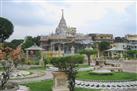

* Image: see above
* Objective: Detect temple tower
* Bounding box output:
[55,9,68,35]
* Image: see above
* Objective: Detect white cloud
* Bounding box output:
[28,0,134,27]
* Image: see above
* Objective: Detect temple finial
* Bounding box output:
[61,9,64,17]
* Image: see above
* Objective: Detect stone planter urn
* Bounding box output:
[52,71,69,91]
[96,60,106,67]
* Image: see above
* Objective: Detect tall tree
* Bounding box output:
[0,17,13,43]
[21,36,41,50]
[0,17,14,89]
[80,48,97,65]
[33,36,40,46]
[5,39,23,49]
[98,41,110,56]
[21,36,34,50]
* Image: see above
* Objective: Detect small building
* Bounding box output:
[106,46,126,59]
[25,44,44,62]
[125,34,137,50]
[88,33,113,43]
[125,34,137,42]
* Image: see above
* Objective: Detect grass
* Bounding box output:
[77,71,137,81]
[25,80,100,91]
[0,67,3,71]
[29,66,46,70]
[78,64,90,68]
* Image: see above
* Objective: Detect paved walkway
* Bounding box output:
[10,71,53,84]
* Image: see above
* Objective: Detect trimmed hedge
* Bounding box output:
[50,54,84,70]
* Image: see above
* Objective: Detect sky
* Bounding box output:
[0,0,136,41]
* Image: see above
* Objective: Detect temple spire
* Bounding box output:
[55,9,67,35]
[61,9,64,18]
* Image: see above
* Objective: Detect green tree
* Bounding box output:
[0,17,13,43]
[127,50,137,59]
[80,48,97,65]
[22,36,34,50]
[5,39,23,49]
[33,36,40,46]
[98,42,110,56]
[0,17,14,89]
[21,36,41,50]
[50,55,84,91]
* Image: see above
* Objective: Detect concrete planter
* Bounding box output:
[52,71,69,91]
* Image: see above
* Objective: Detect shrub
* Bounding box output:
[50,54,84,71]
[89,72,113,75]
[50,54,84,91]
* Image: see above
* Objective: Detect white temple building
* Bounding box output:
[40,10,93,55]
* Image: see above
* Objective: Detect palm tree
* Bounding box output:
[80,47,97,65]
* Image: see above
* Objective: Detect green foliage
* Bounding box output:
[50,54,84,91]
[33,36,40,46]
[4,39,23,49]
[78,64,90,68]
[33,61,39,65]
[0,17,14,43]
[98,42,110,52]
[50,55,84,71]
[79,48,97,65]
[89,72,113,75]
[35,51,41,59]
[80,48,97,56]
[127,50,137,59]
[21,36,40,50]
[0,17,14,89]
[25,60,33,65]
[20,58,26,65]
[43,57,50,67]
[21,36,34,50]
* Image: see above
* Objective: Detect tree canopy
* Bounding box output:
[21,36,40,50]
[127,50,137,59]
[0,17,14,43]
[5,39,23,49]
[79,48,97,65]
[98,41,110,52]
[21,36,34,50]
[50,54,84,71]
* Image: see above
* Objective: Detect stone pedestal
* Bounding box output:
[52,71,69,91]
[96,60,105,67]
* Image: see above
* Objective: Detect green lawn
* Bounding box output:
[28,66,46,70]
[77,71,137,81]
[25,80,99,91]
[78,64,90,68]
